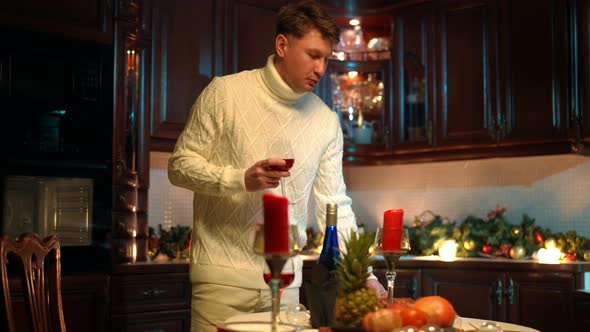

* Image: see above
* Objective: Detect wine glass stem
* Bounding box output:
[280,178,286,198]
[270,278,281,332]
[386,270,397,305]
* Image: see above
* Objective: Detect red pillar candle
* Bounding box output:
[382,209,404,251]
[262,193,290,255]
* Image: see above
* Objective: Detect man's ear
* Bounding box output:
[275,34,289,57]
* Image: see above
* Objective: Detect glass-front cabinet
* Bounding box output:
[320,14,394,162]
[328,60,390,150]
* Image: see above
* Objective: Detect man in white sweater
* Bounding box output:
[168,1,377,331]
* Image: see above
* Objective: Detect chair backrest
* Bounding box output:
[0,232,67,332]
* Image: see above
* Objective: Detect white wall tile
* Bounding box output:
[149,151,590,238]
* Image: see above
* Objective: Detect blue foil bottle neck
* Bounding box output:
[319,225,339,270]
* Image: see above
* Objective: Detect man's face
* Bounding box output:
[275,29,333,93]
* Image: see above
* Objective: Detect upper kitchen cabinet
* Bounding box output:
[494,0,572,153]
[433,0,573,159]
[319,13,395,163]
[0,0,113,44]
[394,0,576,163]
[149,0,282,151]
[578,0,590,153]
[434,0,498,150]
[149,0,217,151]
[391,3,437,155]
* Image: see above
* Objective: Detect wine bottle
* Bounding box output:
[318,203,339,271]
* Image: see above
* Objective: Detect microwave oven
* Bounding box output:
[2,175,93,246]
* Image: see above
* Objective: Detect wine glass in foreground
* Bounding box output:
[253,224,301,332]
[266,137,295,200]
[373,228,410,304]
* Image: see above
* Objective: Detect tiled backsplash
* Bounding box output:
[149,152,590,238]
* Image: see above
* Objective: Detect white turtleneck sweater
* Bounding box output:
[168,55,357,289]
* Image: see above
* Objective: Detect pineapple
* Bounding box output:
[334,230,380,327]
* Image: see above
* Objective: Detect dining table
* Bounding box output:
[224,311,541,332]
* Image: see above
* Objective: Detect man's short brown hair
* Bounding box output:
[276,0,341,45]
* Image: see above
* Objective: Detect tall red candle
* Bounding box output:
[382,209,404,251]
[262,193,289,255]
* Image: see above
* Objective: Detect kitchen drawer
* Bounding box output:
[111,310,190,332]
[111,273,191,314]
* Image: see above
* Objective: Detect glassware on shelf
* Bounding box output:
[330,70,384,145]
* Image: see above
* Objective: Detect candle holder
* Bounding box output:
[374,227,411,304]
[381,250,407,304]
[265,254,289,331]
[253,224,301,332]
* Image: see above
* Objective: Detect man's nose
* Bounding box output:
[314,59,327,76]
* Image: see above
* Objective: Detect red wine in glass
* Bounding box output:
[263,272,295,289]
[268,158,295,172]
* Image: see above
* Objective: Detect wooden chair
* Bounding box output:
[0,232,67,332]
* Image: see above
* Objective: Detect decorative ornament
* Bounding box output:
[463,239,476,251]
[509,245,526,259]
[562,252,577,262]
[482,244,493,254]
[497,244,512,257]
[510,226,521,238]
[487,205,507,219]
[534,230,544,244]
[584,250,590,261]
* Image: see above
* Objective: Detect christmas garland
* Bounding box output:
[407,206,590,261]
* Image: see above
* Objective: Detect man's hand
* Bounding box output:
[244,158,290,192]
[366,276,388,298]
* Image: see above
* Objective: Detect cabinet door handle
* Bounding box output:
[488,119,497,141]
[143,288,167,296]
[426,120,433,145]
[410,278,418,300]
[495,279,503,305]
[505,278,514,305]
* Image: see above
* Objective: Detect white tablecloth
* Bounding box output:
[225,311,540,332]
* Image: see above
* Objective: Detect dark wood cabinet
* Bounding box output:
[302,257,589,332]
[574,290,590,331]
[507,271,575,332]
[110,264,191,332]
[392,3,436,152]
[149,0,281,151]
[419,261,581,332]
[435,0,498,150]
[578,0,590,153]
[372,268,421,299]
[422,268,576,332]
[0,0,113,44]
[149,0,217,151]
[496,0,571,148]
[422,268,504,321]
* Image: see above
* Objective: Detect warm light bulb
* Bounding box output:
[349,18,360,26]
[537,247,561,264]
[348,71,358,78]
[439,240,458,261]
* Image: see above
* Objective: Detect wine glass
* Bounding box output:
[285,302,310,329]
[262,256,296,298]
[266,137,295,200]
[253,223,301,332]
[373,228,410,304]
